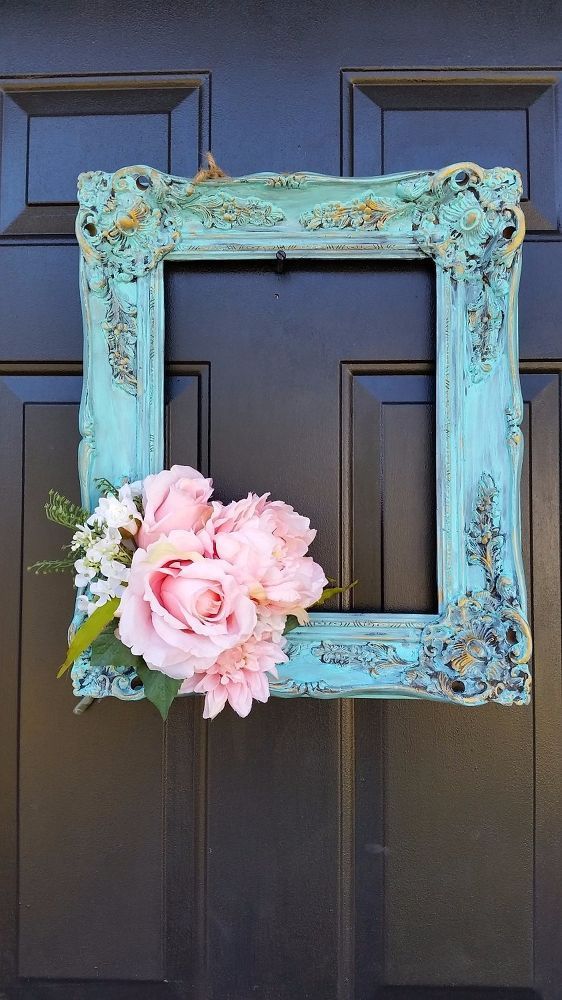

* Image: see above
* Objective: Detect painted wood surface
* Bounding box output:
[73,161,531,707]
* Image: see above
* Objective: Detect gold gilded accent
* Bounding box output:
[503,607,533,664]
[115,200,151,233]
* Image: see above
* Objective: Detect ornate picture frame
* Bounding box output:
[73,161,532,707]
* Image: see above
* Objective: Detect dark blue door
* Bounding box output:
[1,4,561,998]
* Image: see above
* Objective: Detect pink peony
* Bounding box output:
[253,606,287,644]
[211,492,268,534]
[262,499,316,557]
[213,518,278,593]
[137,465,213,549]
[258,555,327,614]
[180,635,287,718]
[213,513,327,616]
[118,530,257,679]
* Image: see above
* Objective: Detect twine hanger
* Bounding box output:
[192,152,229,184]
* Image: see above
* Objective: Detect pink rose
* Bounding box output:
[181,635,287,718]
[118,530,257,679]
[137,465,213,549]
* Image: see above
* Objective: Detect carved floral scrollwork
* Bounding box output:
[268,475,531,707]
[77,162,525,393]
[71,656,143,702]
[409,474,532,705]
[84,262,138,393]
[269,679,341,696]
[265,173,308,188]
[311,640,409,671]
[410,164,525,382]
[300,163,525,382]
[76,166,286,393]
[299,192,410,231]
[77,166,286,278]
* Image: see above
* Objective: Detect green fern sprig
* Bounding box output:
[44,490,89,530]
[95,478,119,498]
[28,557,76,575]
[113,547,133,567]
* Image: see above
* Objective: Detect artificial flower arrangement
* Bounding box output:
[30,466,349,720]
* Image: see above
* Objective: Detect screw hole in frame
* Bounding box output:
[454,170,470,187]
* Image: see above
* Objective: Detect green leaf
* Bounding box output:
[57,598,120,678]
[90,631,144,669]
[45,490,89,530]
[311,581,358,608]
[27,556,76,574]
[283,582,359,635]
[134,660,182,720]
[95,477,119,498]
[283,615,301,634]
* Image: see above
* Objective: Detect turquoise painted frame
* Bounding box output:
[72,161,532,707]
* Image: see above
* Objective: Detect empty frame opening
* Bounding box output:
[164,258,437,613]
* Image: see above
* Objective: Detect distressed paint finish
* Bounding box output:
[73,161,531,707]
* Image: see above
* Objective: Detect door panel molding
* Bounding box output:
[0,73,211,237]
[341,69,561,233]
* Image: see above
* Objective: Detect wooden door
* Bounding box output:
[1,4,561,998]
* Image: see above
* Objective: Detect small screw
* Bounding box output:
[275,249,287,274]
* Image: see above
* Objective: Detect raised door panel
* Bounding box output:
[342,70,561,233]
[0,372,206,994]
[0,74,210,236]
[382,371,562,992]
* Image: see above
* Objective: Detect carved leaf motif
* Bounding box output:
[188,192,285,229]
[415,474,531,705]
[506,406,522,447]
[465,473,504,587]
[300,192,409,231]
[411,165,524,382]
[269,678,341,695]
[76,168,287,393]
[266,173,308,188]
[85,264,138,393]
[311,640,409,674]
[296,165,524,382]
